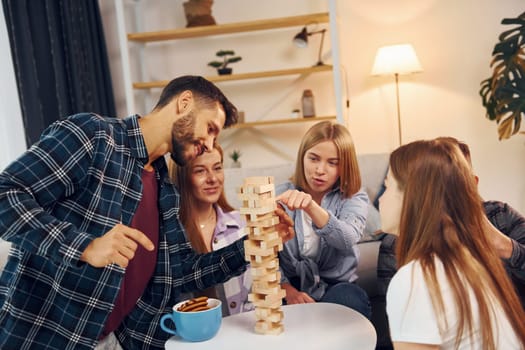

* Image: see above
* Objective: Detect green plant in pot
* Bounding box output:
[229,149,242,168]
[208,50,242,75]
[480,11,525,140]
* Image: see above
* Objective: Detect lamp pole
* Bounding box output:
[315,29,326,66]
[394,73,402,145]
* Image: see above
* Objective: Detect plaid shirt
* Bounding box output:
[0,113,247,350]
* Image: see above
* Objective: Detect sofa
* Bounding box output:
[223,153,390,348]
[0,153,391,347]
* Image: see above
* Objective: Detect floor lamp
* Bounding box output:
[371,44,423,145]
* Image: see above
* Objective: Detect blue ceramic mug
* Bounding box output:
[160,298,222,342]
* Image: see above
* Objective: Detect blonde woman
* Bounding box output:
[276,121,371,318]
[380,138,525,349]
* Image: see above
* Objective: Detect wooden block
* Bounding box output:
[249,254,278,267]
[250,183,275,195]
[247,231,280,242]
[252,280,281,294]
[250,264,279,277]
[246,235,282,249]
[237,190,275,201]
[255,308,284,323]
[250,253,278,264]
[259,237,283,250]
[239,186,255,194]
[243,199,257,208]
[249,231,279,240]
[249,289,286,302]
[239,204,276,215]
[243,215,279,227]
[248,293,283,309]
[244,240,279,258]
[238,183,275,195]
[245,226,278,236]
[243,194,274,208]
[255,320,284,335]
[243,212,275,222]
[252,270,281,282]
[243,176,274,185]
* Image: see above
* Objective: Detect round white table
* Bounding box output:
[164,302,377,349]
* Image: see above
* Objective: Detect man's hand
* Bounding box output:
[274,204,294,243]
[80,223,155,268]
[483,216,513,259]
[282,283,315,304]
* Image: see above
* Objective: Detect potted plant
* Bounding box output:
[229,149,242,168]
[480,11,525,140]
[208,50,242,75]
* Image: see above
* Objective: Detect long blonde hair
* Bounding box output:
[292,121,361,197]
[169,143,234,253]
[390,138,525,349]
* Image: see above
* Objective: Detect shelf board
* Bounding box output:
[133,65,333,89]
[128,12,329,42]
[229,116,336,129]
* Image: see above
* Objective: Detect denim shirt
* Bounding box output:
[0,113,247,349]
[276,182,369,300]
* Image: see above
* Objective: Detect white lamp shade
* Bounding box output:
[371,44,423,76]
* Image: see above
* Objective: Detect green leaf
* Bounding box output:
[216,50,235,57]
[479,11,525,140]
[226,56,242,64]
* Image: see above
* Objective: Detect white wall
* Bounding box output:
[0,4,26,171]
[101,0,525,213]
[341,0,525,212]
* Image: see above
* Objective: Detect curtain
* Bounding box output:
[2,0,116,147]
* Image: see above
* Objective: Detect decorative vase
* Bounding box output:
[301,89,315,118]
[218,67,232,75]
[183,0,216,27]
[231,160,241,168]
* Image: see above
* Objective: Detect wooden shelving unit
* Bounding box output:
[127,13,329,42]
[133,65,333,89]
[114,0,344,132]
[230,115,336,129]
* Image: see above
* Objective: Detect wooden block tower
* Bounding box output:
[238,176,285,335]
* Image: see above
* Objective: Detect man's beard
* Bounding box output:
[170,112,196,166]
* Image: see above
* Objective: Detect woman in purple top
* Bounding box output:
[170,144,252,316]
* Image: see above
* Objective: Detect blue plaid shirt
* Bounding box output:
[0,113,247,350]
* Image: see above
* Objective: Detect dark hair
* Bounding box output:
[153,75,238,127]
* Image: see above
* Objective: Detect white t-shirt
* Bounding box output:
[300,212,320,258]
[386,258,521,349]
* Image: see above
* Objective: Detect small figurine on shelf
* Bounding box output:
[229,149,242,168]
[183,0,216,27]
[208,50,242,75]
[301,89,315,118]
